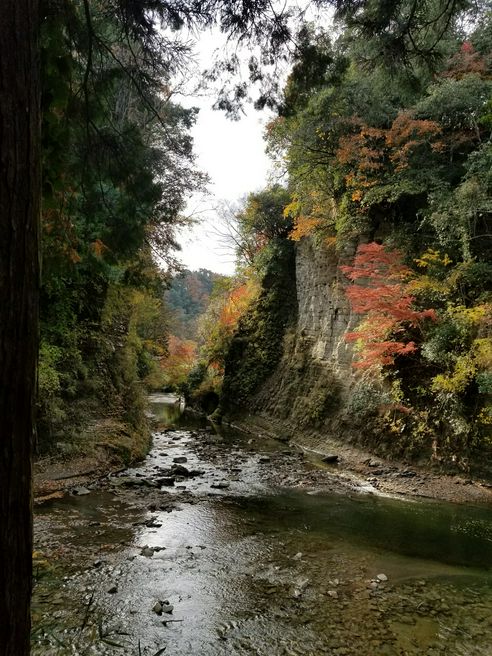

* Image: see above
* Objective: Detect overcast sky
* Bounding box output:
[177,102,273,275]
[173,4,334,275]
[173,29,278,275]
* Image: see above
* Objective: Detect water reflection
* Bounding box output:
[32,395,492,656]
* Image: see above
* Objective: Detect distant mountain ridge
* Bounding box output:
[166,268,225,340]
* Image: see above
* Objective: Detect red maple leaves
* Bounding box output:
[341,243,436,368]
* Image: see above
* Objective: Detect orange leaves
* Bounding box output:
[199,278,258,371]
[337,124,385,188]
[285,190,336,242]
[219,284,251,327]
[342,243,437,369]
[386,112,441,148]
[289,216,322,240]
[162,335,197,385]
[443,41,491,80]
[90,238,108,258]
[336,112,443,196]
[386,112,441,171]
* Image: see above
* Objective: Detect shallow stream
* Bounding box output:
[32,395,492,655]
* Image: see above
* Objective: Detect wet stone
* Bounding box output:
[153,601,163,614]
[141,546,155,558]
[171,464,191,477]
[156,477,175,486]
[71,486,91,496]
[322,454,339,464]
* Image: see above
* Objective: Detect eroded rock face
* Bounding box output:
[251,237,359,431]
[295,237,356,369]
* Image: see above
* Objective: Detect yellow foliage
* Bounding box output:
[432,354,476,393]
[283,197,300,218]
[289,216,322,241]
[415,248,452,269]
[431,337,492,394]
[478,407,492,425]
[473,337,492,369]
[407,275,449,296]
[447,303,491,328]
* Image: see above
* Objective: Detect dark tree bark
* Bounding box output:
[0,1,40,654]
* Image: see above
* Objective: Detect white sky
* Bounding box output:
[173,4,334,275]
[174,29,277,275]
[177,102,273,275]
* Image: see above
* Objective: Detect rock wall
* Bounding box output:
[250,237,361,435]
[295,237,356,370]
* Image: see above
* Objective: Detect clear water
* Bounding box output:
[32,395,492,655]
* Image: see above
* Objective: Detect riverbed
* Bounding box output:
[32,394,492,655]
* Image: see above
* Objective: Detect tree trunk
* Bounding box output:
[0,1,40,654]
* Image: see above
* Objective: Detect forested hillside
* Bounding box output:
[207,5,492,472]
[36,0,492,470]
[37,1,204,458]
[166,269,223,339]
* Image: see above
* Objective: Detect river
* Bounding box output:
[32,394,492,655]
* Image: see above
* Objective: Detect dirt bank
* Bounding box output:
[228,413,492,506]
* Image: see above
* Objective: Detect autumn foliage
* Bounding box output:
[341,243,437,368]
[337,112,442,198]
[162,334,197,386]
[218,284,252,328]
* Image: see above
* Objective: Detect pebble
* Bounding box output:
[141,546,155,558]
[156,477,175,486]
[71,486,91,496]
[210,481,230,489]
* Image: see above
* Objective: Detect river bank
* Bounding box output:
[227,413,492,506]
[35,395,492,507]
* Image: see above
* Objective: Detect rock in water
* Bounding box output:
[210,481,230,489]
[171,464,191,477]
[156,476,175,486]
[71,486,91,495]
[141,546,155,558]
